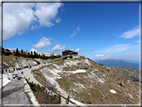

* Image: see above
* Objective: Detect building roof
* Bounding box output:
[62,50,78,54]
[72,51,78,54]
[62,50,73,53]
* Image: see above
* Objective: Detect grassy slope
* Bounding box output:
[3,55,34,67]
[9,55,139,104]
[56,58,140,104]
[112,66,139,80]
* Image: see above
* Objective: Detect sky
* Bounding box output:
[1,1,140,61]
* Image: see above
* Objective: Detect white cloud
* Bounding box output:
[30,48,38,52]
[77,26,80,32]
[95,54,109,57]
[90,48,94,51]
[31,25,38,30]
[33,37,51,50]
[95,54,104,57]
[34,3,62,27]
[75,48,80,52]
[2,3,63,41]
[70,26,80,38]
[135,40,139,43]
[91,54,109,60]
[97,44,130,53]
[3,3,35,41]
[51,44,66,51]
[69,48,80,52]
[119,27,139,39]
[55,17,61,23]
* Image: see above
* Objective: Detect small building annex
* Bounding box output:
[62,50,78,56]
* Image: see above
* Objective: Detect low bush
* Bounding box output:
[17,77,22,80]
[25,79,61,104]
[119,82,123,87]
[66,95,70,104]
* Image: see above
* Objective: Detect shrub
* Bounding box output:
[119,82,123,87]
[57,94,61,104]
[63,57,68,60]
[5,51,12,56]
[17,77,22,80]
[99,63,104,66]
[26,79,61,104]
[69,55,72,59]
[6,49,10,51]
[87,101,92,104]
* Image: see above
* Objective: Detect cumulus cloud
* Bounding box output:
[119,27,139,39]
[34,3,62,27]
[70,26,80,38]
[51,44,66,51]
[33,37,51,50]
[3,3,35,41]
[30,48,38,52]
[3,3,63,41]
[75,48,80,52]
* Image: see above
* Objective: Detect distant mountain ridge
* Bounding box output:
[95,59,139,69]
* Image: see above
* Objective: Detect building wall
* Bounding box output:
[62,52,78,56]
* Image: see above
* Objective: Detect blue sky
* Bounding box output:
[2,2,140,60]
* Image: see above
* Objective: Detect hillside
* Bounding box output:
[36,56,140,104]
[111,66,141,82]
[95,59,139,69]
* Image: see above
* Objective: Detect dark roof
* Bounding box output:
[72,51,78,54]
[62,50,73,53]
[62,50,78,54]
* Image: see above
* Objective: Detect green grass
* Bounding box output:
[63,66,76,71]
[3,55,17,66]
[58,76,75,90]
[25,92,33,104]
[48,58,63,63]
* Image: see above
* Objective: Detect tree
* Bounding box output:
[34,51,36,58]
[21,49,23,53]
[21,49,23,56]
[66,95,70,104]
[15,48,20,56]
[2,48,5,55]
[27,52,30,57]
[31,51,33,58]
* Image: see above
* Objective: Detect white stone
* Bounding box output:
[110,89,116,94]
